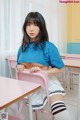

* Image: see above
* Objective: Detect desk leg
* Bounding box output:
[28,95,33,120]
[77,73,80,120]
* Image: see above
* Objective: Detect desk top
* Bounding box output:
[0,76,41,110]
[63,59,80,68]
[61,53,80,59]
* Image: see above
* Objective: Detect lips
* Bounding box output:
[29,33,34,36]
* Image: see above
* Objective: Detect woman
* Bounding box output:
[17,12,72,120]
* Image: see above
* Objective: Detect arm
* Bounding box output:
[17,64,25,73]
[45,67,64,76]
[46,42,64,76]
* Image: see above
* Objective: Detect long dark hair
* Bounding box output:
[22,12,49,51]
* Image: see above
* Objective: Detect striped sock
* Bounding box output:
[51,101,66,115]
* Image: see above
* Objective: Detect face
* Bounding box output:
[26,23,40,41]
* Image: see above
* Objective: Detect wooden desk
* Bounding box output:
[62,59,80,120]
[0,76,41,120]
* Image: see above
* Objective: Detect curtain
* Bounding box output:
[0,0,67,76]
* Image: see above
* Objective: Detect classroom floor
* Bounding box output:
[6,84,78,120]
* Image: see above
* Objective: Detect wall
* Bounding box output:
[67,3,80,54]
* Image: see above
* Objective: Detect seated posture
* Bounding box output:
[17,12,72,120]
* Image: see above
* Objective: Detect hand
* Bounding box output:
[42,70,48,77]
[17,64,25,73]
[29,66,42,73]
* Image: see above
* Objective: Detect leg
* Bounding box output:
[49,94,74,120]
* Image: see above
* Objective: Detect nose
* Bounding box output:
[30,24,34,31]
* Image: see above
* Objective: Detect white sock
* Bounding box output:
[51,101,73,120]
[54,109,72,120]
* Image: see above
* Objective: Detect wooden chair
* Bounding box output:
[17,70,54,120]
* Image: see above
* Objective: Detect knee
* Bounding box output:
[49,95,66,116]
[49,94,64,105]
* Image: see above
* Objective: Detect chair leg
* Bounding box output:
[18,100,26,112]
[70,76,72,89]
[17,100,27,120]
[71,73,74,89]
[63,68,69,88]
[70,73,74,89]
[35,111,38,120]
[63,67,69,89]
[63,71,67,88]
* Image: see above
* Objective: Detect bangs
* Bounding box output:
[26,17,40,27]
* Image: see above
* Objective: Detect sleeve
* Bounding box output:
[49,44,64,68]
[17,46,22,65]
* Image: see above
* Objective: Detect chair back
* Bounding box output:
[7,56,17,78]
[17,70,49,104]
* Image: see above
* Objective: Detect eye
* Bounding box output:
[27,22,31,26]
[34,23,37,26]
